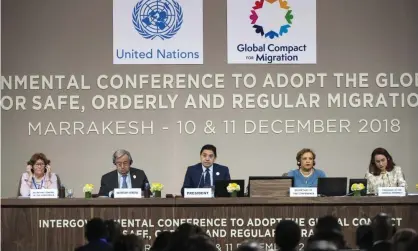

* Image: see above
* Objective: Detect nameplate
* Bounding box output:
[114,188,142,198]
[184,188,212,198]
[378,187,406,197]
[289,187,318,197]
[30,189,58,199]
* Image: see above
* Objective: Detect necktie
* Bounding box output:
[204,168,211,187]
[122,175,128,188]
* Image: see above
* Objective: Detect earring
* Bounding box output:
[297,161,301,166]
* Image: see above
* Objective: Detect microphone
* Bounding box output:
[197,170,205,188]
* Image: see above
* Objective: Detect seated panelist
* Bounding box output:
[287,148,326,187]
[365,147,407,195]
[98,149,149,197]
[181,144,231,196]
[19,153,58,197]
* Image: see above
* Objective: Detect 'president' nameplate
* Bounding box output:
[289,187,317,197]
[114,188,142,198]
[30,189,58,199]
[378,187,406,197]
[184,188,212,198]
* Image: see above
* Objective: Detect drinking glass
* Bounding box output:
[67,188,74,198]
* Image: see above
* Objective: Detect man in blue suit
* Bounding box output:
[181,144,231,196]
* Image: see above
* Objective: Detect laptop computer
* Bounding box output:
[317,177,348,196]
[214,179,245,197]
[247,176,294,197]
[348,178,368,196]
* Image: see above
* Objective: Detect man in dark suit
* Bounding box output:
[181,144,230,196]
[98,149,149,197]
[74,218,112,251]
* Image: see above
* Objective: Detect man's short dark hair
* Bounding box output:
[85,218,107,242]
[200,144,217,157]
[315,215,342,234]
[275,220,301,251]
[356,225,373,250]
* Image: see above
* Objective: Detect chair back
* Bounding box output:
[56,174,62,188]
[17,177,22,197]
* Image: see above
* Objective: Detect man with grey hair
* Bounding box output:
[98,149,149,197]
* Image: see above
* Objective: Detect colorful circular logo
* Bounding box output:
[249,0,294,39]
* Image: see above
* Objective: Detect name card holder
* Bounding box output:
[184,188,213,198]
[114,188,142,198]
[378,187,406,197]
[30,189,58,199]
[289,187,318,197]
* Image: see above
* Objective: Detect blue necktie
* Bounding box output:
[122,175,128,188]
[204,169,211,187]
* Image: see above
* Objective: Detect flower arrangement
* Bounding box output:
[227,183,240,197]
[151,183,164,198]
[83,184,94,198]
[351,183,365,196]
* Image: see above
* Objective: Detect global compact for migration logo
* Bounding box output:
[113,0,204,64]
[250,0,294,39]
[227,0,317,64]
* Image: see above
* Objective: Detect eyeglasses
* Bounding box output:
[34,163,45,167]
[115,161,130,167]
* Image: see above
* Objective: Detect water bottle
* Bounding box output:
[59,185,66,198]
[144,183,151,198]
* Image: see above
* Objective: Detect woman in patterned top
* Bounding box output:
[365,147,407,195]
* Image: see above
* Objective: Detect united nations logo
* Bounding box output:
[132,0,183,40]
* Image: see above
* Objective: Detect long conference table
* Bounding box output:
[2,196,418,251]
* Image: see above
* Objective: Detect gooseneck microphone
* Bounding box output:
[197,170,205,188]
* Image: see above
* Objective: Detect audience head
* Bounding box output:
[274,220,301,251]
[356,225,373,250]
[296,148,316,171]
[113,149,133,175]
[371,213,393,242]
[113,234,144,251]
[370,241,392,251]
[306,240,338,251]
[150,231,172,251]
[236,240,264,251]
[314,215,342,235]
[200,144,217,168]
[166,223,206,251]
[104,219,121,244]
[407,236,418,251]
[369,147,395,175]
[183,234,217,251]
[27,153,50,177]
[392,228,417,251]
[312,216,345,249]
[176,223,205,237]
[85,218,107,242]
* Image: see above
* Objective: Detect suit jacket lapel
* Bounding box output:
[112,171,119,189]
[213,164,219,182]
[130,169,139,188]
